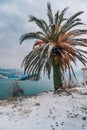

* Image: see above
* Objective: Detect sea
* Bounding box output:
[0,71,83,100]
[0,78,54,99]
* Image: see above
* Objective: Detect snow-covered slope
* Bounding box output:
[0,87,87,130]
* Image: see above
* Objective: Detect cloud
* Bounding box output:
[0,0,87,71]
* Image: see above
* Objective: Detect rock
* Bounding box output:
[35,102,40,106]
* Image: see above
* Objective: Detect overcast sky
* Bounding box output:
[0,0,87,71]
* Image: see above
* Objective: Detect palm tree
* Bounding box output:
[20,3,87,91]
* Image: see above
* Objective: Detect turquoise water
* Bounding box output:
[0,71,83,100]
[0,78,54,99]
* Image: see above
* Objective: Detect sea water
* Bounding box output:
[0,78,54,99]
[0,71,83,99]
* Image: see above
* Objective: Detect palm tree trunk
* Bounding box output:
[53,59,62,91]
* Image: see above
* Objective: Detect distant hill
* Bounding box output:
[0,74,8,78]
[0,68,40,80]
[0,68,24,78]
[20,74,40,81]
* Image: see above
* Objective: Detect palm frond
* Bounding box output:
[21,46,43,73]
[69,63,77,79]
[40,42,53,58]
[58,7,68,25]
[75,53,87,66]
[66,22,84,32]
[54,10,59,24]
[43,58,52,79]
[62,11,84,33]
[20,32,47,44]
[77,49,87,54]
[68,39,87,47]
[47,2,53,25]
[29,15,49,36]
[66,11,84,25]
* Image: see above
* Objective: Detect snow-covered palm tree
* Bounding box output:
[20,3,87,91]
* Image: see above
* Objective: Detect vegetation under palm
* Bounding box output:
[20,3,87,91]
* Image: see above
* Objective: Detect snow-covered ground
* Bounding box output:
[0,87,87,130]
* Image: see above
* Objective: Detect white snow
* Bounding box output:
[0,87,87,130]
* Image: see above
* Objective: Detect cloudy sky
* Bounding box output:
[0,0,87,71]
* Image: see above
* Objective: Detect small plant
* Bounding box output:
[12,80,24,97]
[63,79,80,89]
